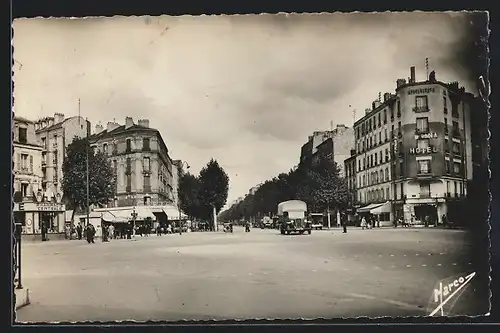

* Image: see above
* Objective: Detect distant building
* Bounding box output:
[344,149,357,211]
[171,160,187,206]
[300,125,355,177]
[351,66,478,226]
[88,117,175,208]
[14,115,66,238]
[34,113,91,199]
[249,184,261,195]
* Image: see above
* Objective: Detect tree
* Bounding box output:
[197,159,229,229]
[309,159,348,212]
[178,173,201,220]
[61,137,116,215]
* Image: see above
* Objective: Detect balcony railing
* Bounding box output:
[126,185,132,193]
[142,146,151,152]
[143,185,151,193]
[452,129,461,138]
[419,193,431,198]
[412,106,430,113]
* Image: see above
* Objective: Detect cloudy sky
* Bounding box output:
[12,12,484,206]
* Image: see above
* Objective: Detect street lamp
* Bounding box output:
[131,207,138,238]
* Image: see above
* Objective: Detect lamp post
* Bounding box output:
[131,207,138,238]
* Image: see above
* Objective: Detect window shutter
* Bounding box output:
[29,155,33,173]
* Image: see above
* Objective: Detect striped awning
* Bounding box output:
[357,203,384,213]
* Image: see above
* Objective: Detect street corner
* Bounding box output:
[14,287,31,310]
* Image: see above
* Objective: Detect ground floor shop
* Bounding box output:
[14,202,66,240]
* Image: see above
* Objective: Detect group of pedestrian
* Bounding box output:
[360,215,379,230]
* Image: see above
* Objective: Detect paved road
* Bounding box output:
[15,227,489,322]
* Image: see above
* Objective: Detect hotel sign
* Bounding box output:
[408,87,436,95]
[415,132,438,140]
[409,146,438,154]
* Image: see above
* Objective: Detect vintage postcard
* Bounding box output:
[12,12,490,322]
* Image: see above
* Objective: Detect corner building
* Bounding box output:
[353,67,474,226]
[88,117,175,208]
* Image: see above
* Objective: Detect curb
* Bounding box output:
[14,288,30,310]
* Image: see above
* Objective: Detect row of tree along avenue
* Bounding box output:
[177,159,230,230]
[219,156,348,223]
[62,137,117,221]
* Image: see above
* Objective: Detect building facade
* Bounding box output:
[300,125,355,177]
[352,67,475,225]
[344,149,357,211]
[34,113,91,199]
[14,115,66,238]
[88,117,175,208]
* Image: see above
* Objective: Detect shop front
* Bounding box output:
[405,197,447,226]
[14,201,66,241]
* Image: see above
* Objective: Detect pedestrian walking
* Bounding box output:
[109,224,115,240]
[361,216,367,230]
[77,224,83,240]
[341,214,347,234]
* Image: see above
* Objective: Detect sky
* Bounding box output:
[12,12,486,206]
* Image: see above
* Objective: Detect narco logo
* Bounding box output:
[408,87,436,95]
[429,272,476,316]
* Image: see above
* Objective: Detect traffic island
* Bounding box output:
[15,287,30,310]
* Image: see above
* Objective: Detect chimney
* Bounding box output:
[350,149,356,156]
[383,93,391,102]
[365,108,371,115]
[107,121,120,132]
[125,117,134,129]
[410,66,416,83]
[138,119,150,128]
[47,117,54,127]
[396,78,407,88]
[54,113,65,123]
[95,122,104,134]
[373,100,381,109]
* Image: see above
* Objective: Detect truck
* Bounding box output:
[277,200,312,235]
[309,213,324,230]
[260,216,273,229]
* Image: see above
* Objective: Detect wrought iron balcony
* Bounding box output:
[412,106,430,113]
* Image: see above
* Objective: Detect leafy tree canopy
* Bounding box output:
[219,156,348,222]
[61,137,116,212]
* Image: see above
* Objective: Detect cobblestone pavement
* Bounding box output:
[15,227,490,322]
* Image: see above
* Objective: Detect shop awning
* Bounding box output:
[134,206,157,221]
[370,201,392,214]
[101,211,128,223]
[65,210,74,222]
[162,205,188,220]
[357,203,384,213]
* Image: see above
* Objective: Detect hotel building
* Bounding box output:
[352,67,477,226]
